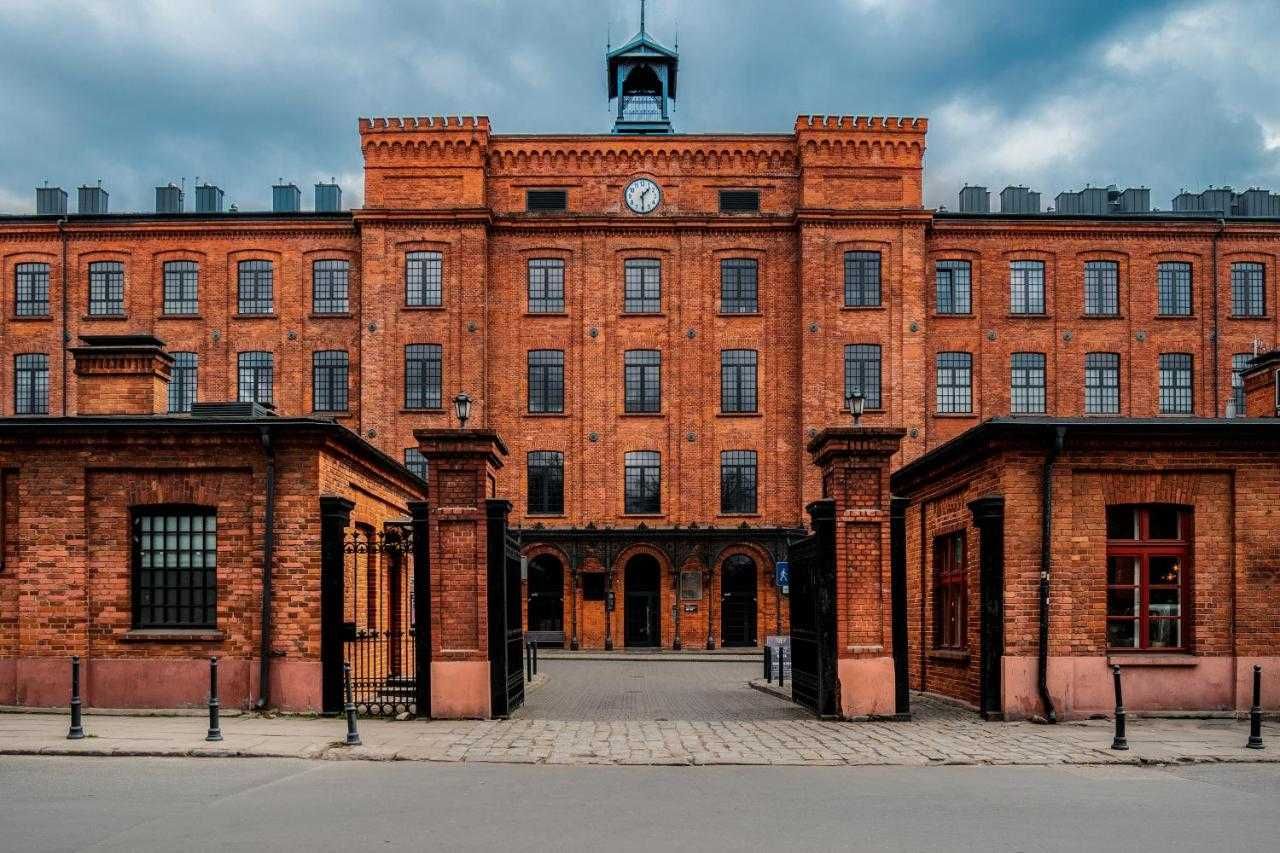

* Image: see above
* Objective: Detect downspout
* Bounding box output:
[1037,426,1065,723]
[255,426,276,709]
[58,216,69,415]
[1211,218,1224,414]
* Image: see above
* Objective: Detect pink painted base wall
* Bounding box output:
[838,656,896,719]
[431,660,490,719]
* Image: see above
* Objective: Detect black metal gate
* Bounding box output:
[342,526,418,716]
[487,500,525,717]
[789,499,838,717]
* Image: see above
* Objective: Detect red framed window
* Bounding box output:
[933,531,966,649]
[1106,505,1191,651]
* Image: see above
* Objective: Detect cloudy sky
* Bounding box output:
[1,0,1278,213]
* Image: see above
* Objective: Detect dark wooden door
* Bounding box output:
[720,555,757,647]
[624,555,661,647]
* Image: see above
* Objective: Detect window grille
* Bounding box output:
[720,450,758,514]
[404,344,443,410]
[843,251,882,307]
[237,351,273,405]
[843,344,882,410]
[1084,261,1119,316]
[720,259,758,313]
[15,262,50,316]
[624,451,661,514]
[528,259,565,313]
[935,351,972,414]
[1158,353,1193,414]
[237,260,273,315]
[528,350,565,413]
[1010,352,1046,414]
[88,261,125,315]
[14,353,49,415]
[527,451,564,515]
[720,350,758,413]
[935,260,971,314]
[1084,352,1120,414]
[313,259,349,314]
[312,350,349,412]
[624,349,661,413]
[1157,262,1192,316]
[1010,260,1045,314]
[1231,262,1265,316]
[404,448,428,481]
[132,508,217,629]
[168,352,198,413]
[162,261,199,315]
[624,259,661,313]
[406,251,443,307]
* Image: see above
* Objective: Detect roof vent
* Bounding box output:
[78,184,109,215]
[36,186,68,215]
[190,401,277,419]
[272,182,301,213]
[999,185,1041,213]
[195,184,225,213]
[314,180,342,212]
[155,184,184,214]
[958,185,990,213]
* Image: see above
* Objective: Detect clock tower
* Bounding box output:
[607,0,678,134]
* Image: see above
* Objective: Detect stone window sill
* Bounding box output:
[402,305,445,312]
[400,408,446,415]
[1226,314,1271,321]
[121,629,225,643]
[717,411,762,418]
[82,314,128,321]
[933,412,978,419]
[932,313,975,319]
[159,313,203,320]
[928,648,970,664]
[718,311,762,317]
[9,315,52,322]
[1080,314,1125,320]
[233,313,277,320]
[1006,313,1051,320]
[310,312,353,320]
[841,304,885,311]
[1107,653,1198,666]
[621,312,665,318]
[524,311,569,318]
[525,412,569,418]
[1154,314,1196,321]
[620,411,664,418]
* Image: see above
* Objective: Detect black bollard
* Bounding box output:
[67,656,85,740]
[525,638,533,682]
[206,656,223,742]
[343,662,361,746]
[1111,664,1128,750]
[764,646,772,683]
[1247,665,1265,750]
[778,649,785,688]
[532,640,538,676]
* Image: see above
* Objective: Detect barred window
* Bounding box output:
[1084,352,1120,414]
[720,349,758,413]
[624,258,661,313]
[1010,260,1045,314]
[15,262,50,316]
[132,507,217,629]
[528,258,565,313]
[1157,262,1192,316]
[88,261,125,315]
[624,349,661,413]
[406,251,443,307]
[720,450,758,514]
[14,353,49,415]
[935,351,972,414]
[1159,353,1193,415]
[720,259,758,313]
[844,251,881,307]
[313,259,349,314]
[168,352,198,413]
[1230,352,1252,417]
[312,350,349,412]
[405,344,443,410]
[933,532,966,649]
[624,451,661,514]
[528,349,565,413]
[1231,262,1265,316]
[237,260,273,315]
[844,344,883,410]
[1010,352,1046,414]
[404,448,428,481]
[1084,261,1119,316]
[237,351,273,405]
[935,260,971,314]
[527,451,564,515]
[162,260,199,315]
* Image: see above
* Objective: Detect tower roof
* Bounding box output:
[606,29,677,99]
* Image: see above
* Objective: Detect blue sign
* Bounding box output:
[774,561,790,588]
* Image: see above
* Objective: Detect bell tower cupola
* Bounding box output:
[607,0,678,134]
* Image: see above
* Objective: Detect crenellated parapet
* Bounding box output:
[792,114,927,211]
[359,116,491,209]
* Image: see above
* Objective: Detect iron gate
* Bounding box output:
[343,526,418,716]
[789,499,838,717]
[487,500,525,717]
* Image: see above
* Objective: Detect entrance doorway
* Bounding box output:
[721,554,758,647]
[527,554,565,647]
[624,554,661,647]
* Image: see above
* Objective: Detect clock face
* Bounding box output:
[625,178,661,214]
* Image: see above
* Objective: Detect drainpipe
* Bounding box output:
[1037,426,1065,723]
[255,426,277,709]
[58,216,69,415]
[1211,218,1224,414]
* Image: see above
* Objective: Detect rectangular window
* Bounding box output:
[843,251,882,307]
[624,451,661,514]
[404,344,443,410]
[527,349,565,413]
[526,189,567,212]
[1231,262,1265,316]
[1084,352,1121,414]
[935,260,971,315]
[935,351,972,414]
[237,260,273,315]
[1157,262,1192,316]
[312,350,349,412]
[15,262,50,316]
[406,251,443,307]
[720,258,758,313]
[1010,260,1046,315]
[720,349,758,413]
[1230,352,1252,416]
[404,448,428,481]
[168,352,198,413]
[132,508,217,629]
[1084,260,1119,316]
[623,259,661,313]
[162,260,199,315]
[720,450,758,514]
[1158,353,1193,414]
[719,190,760,213]
[312,259,349,314]
[1010,352,1046,414]
[527,450,564,515]
[624,349,661,413]
[844,344,883,410]
[528,259,565,313]
[14,353,49,415]
[933,532,966,649]
[237,351,273,405]
[88,260,125,315]
[1106,505,1190,650]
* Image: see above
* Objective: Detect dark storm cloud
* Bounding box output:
[1,0,1277,213]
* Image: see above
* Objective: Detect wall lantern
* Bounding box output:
[846,389,866,426]
[453,393,472,429]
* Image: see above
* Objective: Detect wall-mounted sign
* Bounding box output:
[680,570,703,601]
[774,561,790,588]
[683,604,698,614]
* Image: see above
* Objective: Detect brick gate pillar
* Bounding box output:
[415,429,508,719]
[807,426,906,718]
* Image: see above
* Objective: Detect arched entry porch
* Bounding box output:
[623,553,662,647]
[526,553,565,647]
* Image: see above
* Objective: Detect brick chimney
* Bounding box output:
[1241,350,1279,417]
[69,335,173,416]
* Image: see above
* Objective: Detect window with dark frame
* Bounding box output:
[237,351,273,405]
[1084,352,1121,414]
[1157,262,1192,316]
[527,450,564,515]
[1230,352,1252,416]
[404,343,443,410]
[1009,260,1045,314]
[404,448,428,481]
[1231,262,1265,316]
[236,260,273,315]
[15,262,50,316]
[312,259,349,314]
[1084,260,1119,316]
[843,251,882,307]
[312,350,349,412]
[88,260,125,315]
[624,349,661,413]
[1106,505,1190,650]
[162,260,199,315]
[624,258,661,313]
[527,349,565,413]
[168,351,198,413]
[132,507,217,629]
[1158,353,1193,414]
[844,344,882,410]
[14,353,49,415]
[1010,352,1046,414]
[528,259,565,313]
[406,251,443,307]
[935,260,971,314]
[720,349,758,413]
[933,531,966,649]
[720,450,758,514]
[624,450,661,514]
[720,258,758,313]
[935,351,972,414]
